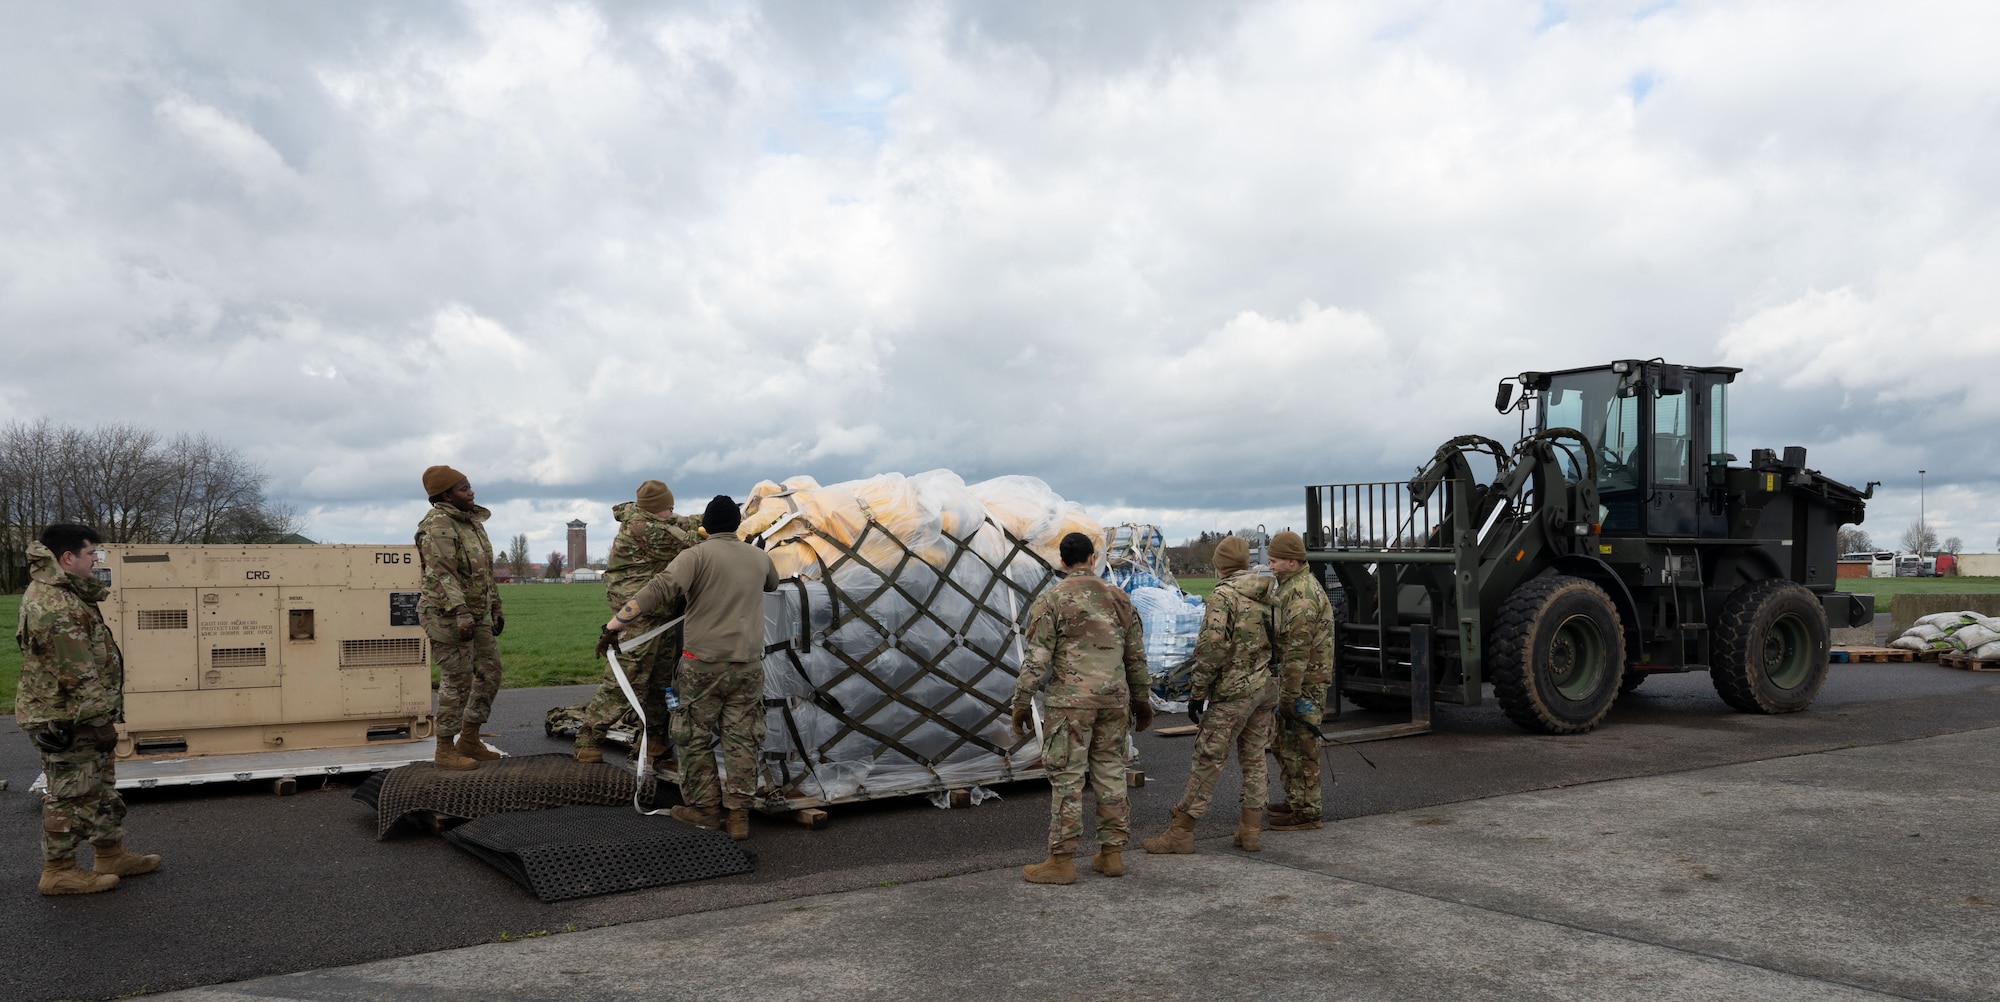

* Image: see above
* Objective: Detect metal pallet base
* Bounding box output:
[443,805,754,902]
[29,740,488,794]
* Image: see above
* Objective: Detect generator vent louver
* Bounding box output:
[342,638,425,668]
[209,647,267,669]
[136,609,189,630]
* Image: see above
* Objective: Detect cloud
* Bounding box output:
[2,0,1996,550]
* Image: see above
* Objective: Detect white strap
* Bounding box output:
[605,615,685,815]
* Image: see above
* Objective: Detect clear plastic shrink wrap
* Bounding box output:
[738,471,1101,808]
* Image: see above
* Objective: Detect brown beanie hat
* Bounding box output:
[636,480,674,512]
[423,465,467,498]
[1213,536,1250,576]
[1269,531,1306,562]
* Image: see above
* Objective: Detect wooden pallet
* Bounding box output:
[1830,646,1916,663]
[1938,653,2000,672]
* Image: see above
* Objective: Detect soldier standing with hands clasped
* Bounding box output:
[1265,530,1336,831]
[415,465,506,771]
[606,496,777,840]
[15,524,159,895]
[1143,534,1279,855]
[576,480,702,770]
[1011,532,1151,884]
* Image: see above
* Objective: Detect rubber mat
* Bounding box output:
[443,805,754,902]
[354,753,665,839]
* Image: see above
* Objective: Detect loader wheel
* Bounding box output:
[1711,579,1829,714]
[1490,575,1626,734]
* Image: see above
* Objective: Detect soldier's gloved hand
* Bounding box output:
[1129,699,1154,733]
[30,722,74,753]
[1279,700,1298,722]
[595,627,622,660]
[454,610,476,641]
[1010,704,1035,741]
[1186,698,1207,725]
[492,611,505,637]
[88,721,120,746]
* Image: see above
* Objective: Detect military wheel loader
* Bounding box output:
[1303,360,1877,735]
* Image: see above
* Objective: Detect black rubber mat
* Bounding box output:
[354,753,665,839]
[443,805,754,902]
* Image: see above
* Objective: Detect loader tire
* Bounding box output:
[1710,579,1829,714]
[1490,575,1625,734]
[1618,670,1649,696]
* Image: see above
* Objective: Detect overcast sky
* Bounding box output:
[3,0,1993,559]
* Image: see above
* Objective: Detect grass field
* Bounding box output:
[1177,576,1217,598]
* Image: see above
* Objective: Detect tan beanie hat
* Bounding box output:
[1269,531,1306,562]
[1213,535,1250,576]
[423,465,467,498]
[636,480,674,511]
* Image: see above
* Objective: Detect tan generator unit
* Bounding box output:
[97,543,434,759]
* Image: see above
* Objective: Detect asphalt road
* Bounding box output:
[5,658,1998,1002]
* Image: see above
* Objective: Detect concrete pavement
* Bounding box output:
[149,726,2000,1002]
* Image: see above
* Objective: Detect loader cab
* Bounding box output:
[1520,360,1740,539]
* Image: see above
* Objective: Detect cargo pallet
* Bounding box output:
[1938,653,2000,672]
[1830,646,1916,663]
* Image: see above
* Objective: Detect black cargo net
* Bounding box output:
[753,501,1058,804]
[354,754,660,839]
[443,805,753,902]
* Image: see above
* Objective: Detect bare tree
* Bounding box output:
[1,421,302,590]
[1836,527,1873,554]
[509,533,531,580]
[545,551,565,579]
[1901,520,1938,555]
[1944,536,1963,556]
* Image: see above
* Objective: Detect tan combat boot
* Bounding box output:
[1269,812,1324,831]
[434,733,477,770]
[1021,853,1076,884]
[39,858,117,896]
[1090,847,1124,877]
[1233,807,1263,852]
[671,804,723,830]
[573,744,604,764]
[725,808,749,841]
[456,724,500,762]
[91,841,161,877]
[1266,800,1295,818]
[1141,806,1198,854]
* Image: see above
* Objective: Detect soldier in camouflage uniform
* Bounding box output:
[1010,532,1152,884]
[416,465,506,770]
[575,480,703,768]
[15,524,160,895]
[1143,534,1279,855]
[1265,530,1335,831]
[608,496,777,841]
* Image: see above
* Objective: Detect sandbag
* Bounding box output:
[1889,636,1929,651]
[1950,624,2000,651]
[1915,611,1978,629]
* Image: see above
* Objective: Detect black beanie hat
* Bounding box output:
[702,495,742,534]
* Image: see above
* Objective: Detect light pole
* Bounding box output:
[1919,469,1927,554]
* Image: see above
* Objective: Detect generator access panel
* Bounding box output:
[96,544,435,758]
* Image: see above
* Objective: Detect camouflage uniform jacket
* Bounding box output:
[1188,569,1278,703]
[604,502,703,611]
[13,542,124,729]
[415,503,501,620]
[1015,572,1148,710]
[1274,566,1336,703]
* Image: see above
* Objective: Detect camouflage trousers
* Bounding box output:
[38,727,127,862]
[1041,706,1131,856]
[1273,701,1325,821]
[670,658,766,811]
[577,620,680,754]
[423,613,503,733]
[1175,681,1278,821]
